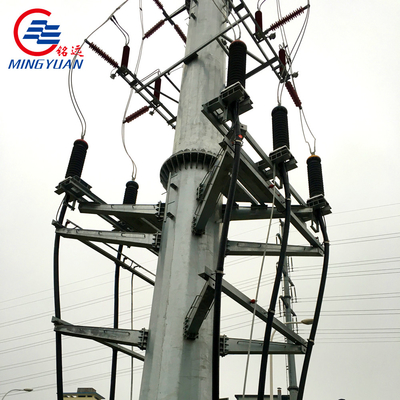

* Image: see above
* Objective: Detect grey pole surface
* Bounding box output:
[139,1,227,399]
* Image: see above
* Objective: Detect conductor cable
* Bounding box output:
[53,195,69,400]
[297,210,329,400]
[121,88,138,180]
[257,162,291,400]
[212,101,243,400]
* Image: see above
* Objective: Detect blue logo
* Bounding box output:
[22,19,61,45]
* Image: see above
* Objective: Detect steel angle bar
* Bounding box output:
[245,57,279,80]
[184,280,215,339]
[119,71,177,127]
[79,203,164,233]
[55,177,126,231]
[193,149,258,234]
[52,222,155,284]
[230,205,314,221]
[223,141,323,250]
[235,0,286,65]
[224,142,285,206]
[135,13,251,94]
[79,239,155,285]
[52,317,145,361]
[244,134,316,221]
[226,240,323,257]
[193,149,230,234]
[234,0,279,63]
[55,324,148,348]
[200,267,307,347]
[220,337,304,356]
[55,227,157,249]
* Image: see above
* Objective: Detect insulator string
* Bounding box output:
[269,5,309,32]
[285,81,302,108]
[85,40,119,68]
[124,106,150,123]
[143,20,165,39]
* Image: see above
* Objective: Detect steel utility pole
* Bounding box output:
[139,1,228,398]
[53,2,331,399]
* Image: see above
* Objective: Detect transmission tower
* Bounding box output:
[52,1,331,399]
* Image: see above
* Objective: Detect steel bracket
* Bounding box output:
[52,317,146,361]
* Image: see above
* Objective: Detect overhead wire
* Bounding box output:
[299,107,316,154]
[3,252,400,330]
[257,0,266,11]
[121,88,137,180]
[67,0,130,139]
[241,165,276,399]
[222,0,241,40]
[135,0,145,75]
[110,15,130,45]
[3,251,400,331]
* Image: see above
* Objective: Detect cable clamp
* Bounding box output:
[214,270,225,275]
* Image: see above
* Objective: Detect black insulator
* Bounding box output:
[279,48,287,78]
[255,10,263,34]
[271,105,290,150]
[121,45,130,68]
[154,78,162,100]
[227,40,247,88]
[65,139,88,178]
[307,155,325,198]
[123,180,139,204]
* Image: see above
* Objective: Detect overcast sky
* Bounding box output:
[1,1,400,400]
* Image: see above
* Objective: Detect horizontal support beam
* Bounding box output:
[55,227,158,250]
[79,203,164,233]
[54,323,148,349]
[226,240,323,257]
[230,205,314,222]
[52,317,145,361]
[200,268,307,348]
[52,221,156,284]
[221,337,305,356]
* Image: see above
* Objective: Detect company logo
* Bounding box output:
[14,8,60,56]
[9,8,84,70]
